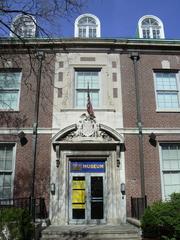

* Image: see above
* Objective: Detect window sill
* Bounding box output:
[156,108,180,113]
[60,108,116,112]
[162,169,180,172]
[0,110,20,113]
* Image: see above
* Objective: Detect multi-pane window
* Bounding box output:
[0,71,21,110]
[0,144,15,199]
[138,16,165,39]
[79,28,86,38]
[141,18,161,39]
[155,72,179,110]
[142,29,150,39]
[153,29,160,39]
[89,28,96,38]
[78,17,97,38]
[75,14,100,38]
[11,15,36,38]
[75,70,100,108]
[161,144,180,199]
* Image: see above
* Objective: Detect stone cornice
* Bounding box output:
[1,37,180,54]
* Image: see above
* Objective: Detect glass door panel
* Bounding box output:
[91,176,104,219]
[72,176,85,219]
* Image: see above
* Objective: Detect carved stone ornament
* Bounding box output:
[77,113,99,137]
[62,113,113,142]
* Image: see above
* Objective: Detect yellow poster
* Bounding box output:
[72,179,86,209]
[72,180,85,189]
[72,190,85,203]
[72,203,85,209]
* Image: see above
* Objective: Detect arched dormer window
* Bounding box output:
[10,14,37,38]
[138,15,165,39]
[74,13,101,38]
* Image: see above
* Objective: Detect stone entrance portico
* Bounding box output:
[50,114,126,225]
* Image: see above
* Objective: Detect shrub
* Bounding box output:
[0,208,34,240]
[141,193,180,239]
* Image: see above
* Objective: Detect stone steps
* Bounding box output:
[41,224,141,240]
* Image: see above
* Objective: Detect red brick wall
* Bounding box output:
[139,54,180,128]
[0,52,55,213]
[0,53,54,128]
[121,54,180,128]
[125,135,141,216]
[14,134,51,205]
[121,53,180,216]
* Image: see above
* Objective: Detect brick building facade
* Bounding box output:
[0,13,180,225]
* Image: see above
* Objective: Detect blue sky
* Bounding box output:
[57,0,180,39]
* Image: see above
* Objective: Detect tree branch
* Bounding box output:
[0,19,25,43]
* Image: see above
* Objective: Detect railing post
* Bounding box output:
[29,196,36,221]
[28,196,32,216]
[40,197,43,219]
[145,195,147,208]
[131,197,133,217]
[39,197,47,219]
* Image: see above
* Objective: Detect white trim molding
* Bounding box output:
[138,15,165,39]
[1,127,180,135]
[74,13,101,38]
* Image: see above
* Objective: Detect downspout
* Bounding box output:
[31,51,45,221]
[130,52,145,198]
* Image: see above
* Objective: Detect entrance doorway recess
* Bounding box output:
[69,160,106,224]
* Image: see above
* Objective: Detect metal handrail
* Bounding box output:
[0,197,48,219]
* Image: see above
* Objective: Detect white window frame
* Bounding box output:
[74,69,101,108]
[159,143,180,200]
[138,15,165,39]
[10,14,36,38]
[0,70,22,111]
[0,143,16,200]
[154,71,180,112]
[74,13,101,38]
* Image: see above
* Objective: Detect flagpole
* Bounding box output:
[87,82,95,118]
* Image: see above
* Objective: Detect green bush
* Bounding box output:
[0,208,34,240]
[141,193,180,239]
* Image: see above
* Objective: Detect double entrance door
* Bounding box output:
[69,160,106,224]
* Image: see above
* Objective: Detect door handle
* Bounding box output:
[91,197,103,202]
[91,197,103,199]
[84,194,87,204]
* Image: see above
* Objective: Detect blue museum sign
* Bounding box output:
[70,161,105,173]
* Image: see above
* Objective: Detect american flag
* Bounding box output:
[87,84,95,118]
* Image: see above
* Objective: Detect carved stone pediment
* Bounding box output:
[60,113,114,142]
[52,114,124,168]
